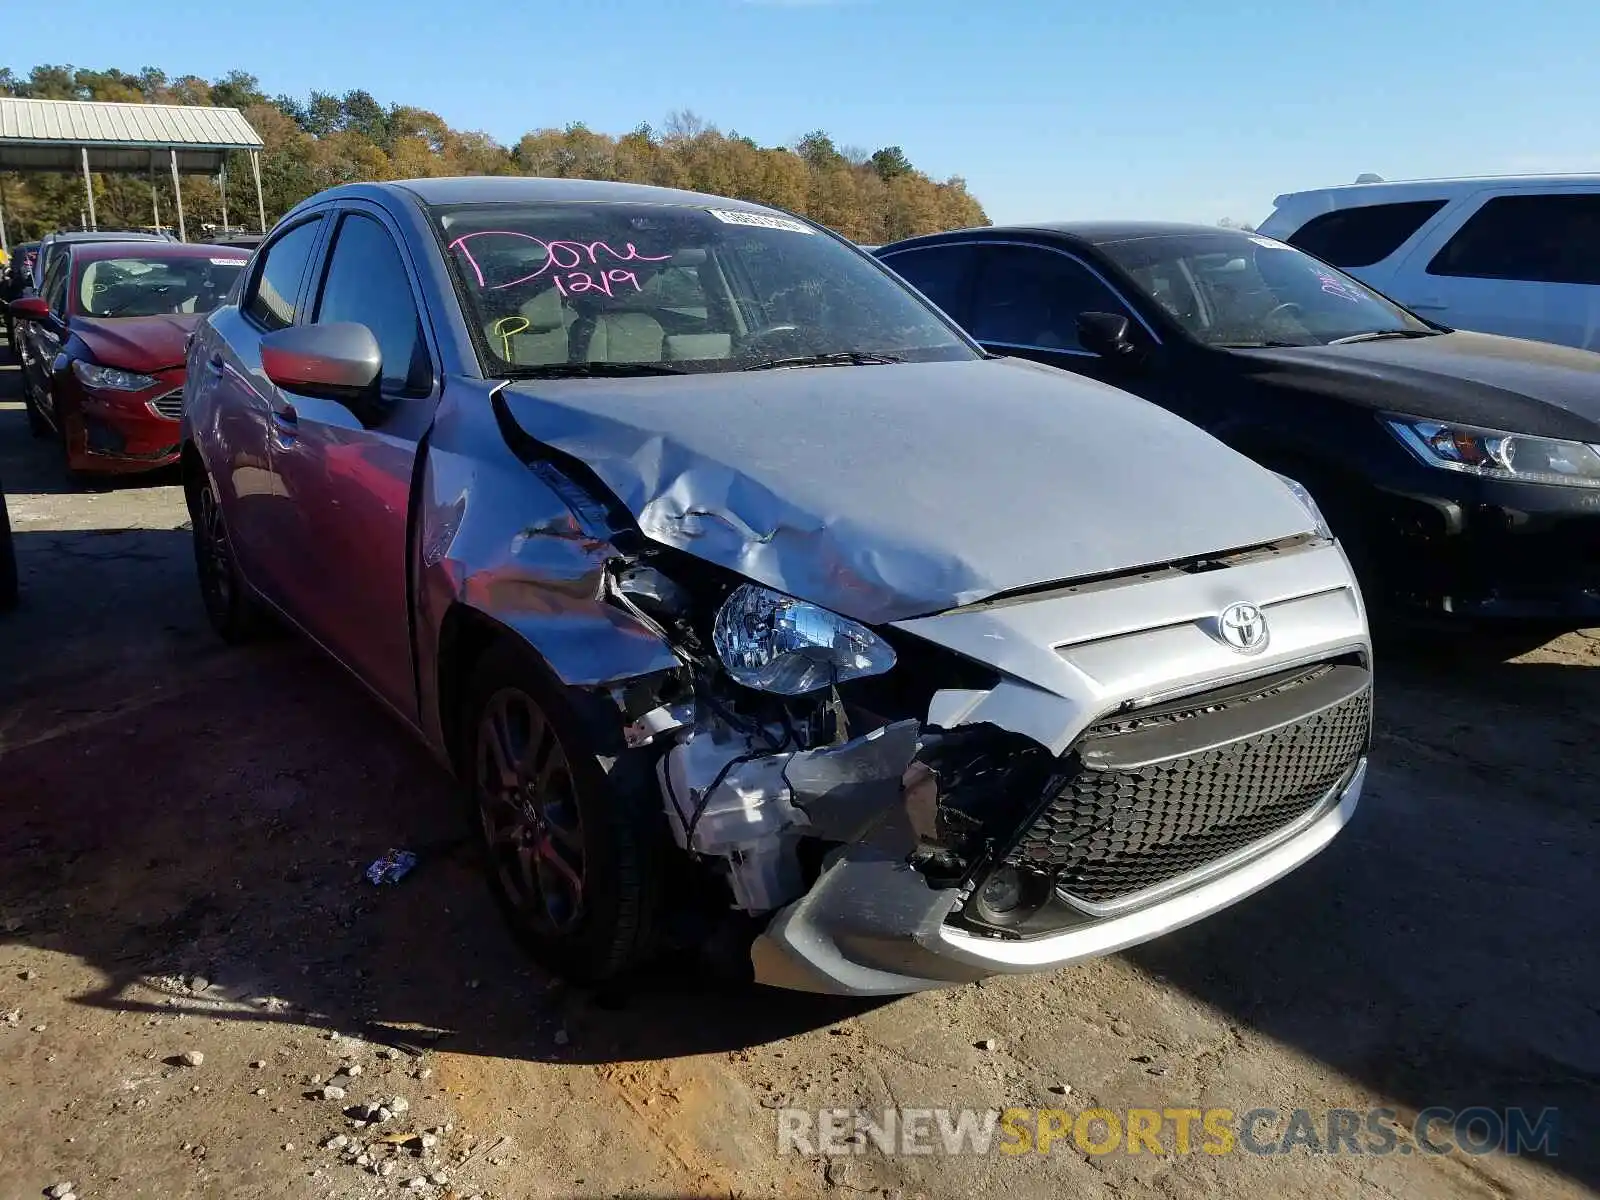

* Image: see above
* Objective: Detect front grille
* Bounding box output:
[1004,666,1370,906]
[148,389,183,419]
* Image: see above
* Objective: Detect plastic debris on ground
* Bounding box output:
[365,849,419,886]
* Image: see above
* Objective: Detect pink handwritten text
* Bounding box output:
[1316,270,1365,303]
[448,230,672,292]
[553,269,641,298]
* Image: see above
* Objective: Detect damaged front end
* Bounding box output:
[603,552,1042,927]
[599,537,1373,996]
[448,384,1372,996]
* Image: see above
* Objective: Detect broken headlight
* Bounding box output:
[1273,472,1333,540]
[712,583,896,695]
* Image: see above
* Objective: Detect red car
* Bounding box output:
[10,242,250,476]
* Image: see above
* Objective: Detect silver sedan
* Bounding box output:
[181,177,1370,995]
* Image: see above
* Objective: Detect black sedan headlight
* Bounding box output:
[1384,415,1600,489]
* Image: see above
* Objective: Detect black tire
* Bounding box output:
[190,474,261,643]
[0,491,17,613]
[22,380,50,439]
[465,641,665,984]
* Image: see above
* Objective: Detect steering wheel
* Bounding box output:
[737,324,805,355]
[1262,301,1304,325]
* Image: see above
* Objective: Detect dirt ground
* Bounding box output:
[1,342,1597,1200]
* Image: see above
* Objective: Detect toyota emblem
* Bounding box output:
[1217,602,1269,654]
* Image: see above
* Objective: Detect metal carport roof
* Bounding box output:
[0,97,268,244]
[0,96,263,173]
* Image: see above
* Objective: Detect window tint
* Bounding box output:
[246,218,323,331]
[314,213,431,395]
[1427,193,1600,285]
[42,254,68,315]
[1098,229,1428,348]
[35,244,59,290]
[880,244,975,322]
[1286,200,1445,268]
[968,245,1126,351]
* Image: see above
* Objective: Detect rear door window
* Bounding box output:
[1286,200,1446,268]
[1426,193,1600,285]
[879,244,976,324]
[967,245,1129,351]
[245,218,324,331]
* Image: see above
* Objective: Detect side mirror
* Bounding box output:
[8,296,51,323]
[260,322,383,417]
[1077,311,1139,360]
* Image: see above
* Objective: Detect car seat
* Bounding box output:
[663,332,732,360]
[484,286,574,364]
[575,310,666,363]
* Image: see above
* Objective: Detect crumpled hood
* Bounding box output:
[70,312,201,373]
[500,357,1315,624]
[1237,330,1600,441]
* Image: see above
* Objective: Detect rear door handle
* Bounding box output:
[1406,300,1448,311]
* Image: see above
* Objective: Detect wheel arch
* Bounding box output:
[436,599,680,795]
[180,439,207,515]
[436,603,521,779]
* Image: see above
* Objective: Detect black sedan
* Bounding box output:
[876,222,1600,627]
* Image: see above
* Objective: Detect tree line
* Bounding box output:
[0,65,989,245]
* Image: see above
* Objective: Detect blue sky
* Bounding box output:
[38,0,1600,225]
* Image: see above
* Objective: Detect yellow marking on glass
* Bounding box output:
[491,315,531,359]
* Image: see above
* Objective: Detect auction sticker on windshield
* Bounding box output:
[210,258,249,266]
[706,209,815,234]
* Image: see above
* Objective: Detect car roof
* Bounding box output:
[1271,173,1600,208]
[43,230,170,245]
[882,220,1254,251]
[67,241,251,265]
[305,175,786,217]
[1008,220,1244,244]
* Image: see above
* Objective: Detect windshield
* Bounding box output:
[1097,231,1434,347]
[77,254,248,318]
[433,202,977,374]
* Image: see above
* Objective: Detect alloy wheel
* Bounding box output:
[195,483,234,626]
[476,687,588,935]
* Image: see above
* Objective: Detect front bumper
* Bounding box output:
[753,759,1364,995]
[66,376,183,474]
[1364,477,1600,622]
[748,537,1372,996]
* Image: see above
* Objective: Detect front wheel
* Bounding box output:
[191,475,261,643]
[466,642,664,984]
[21,380,50,439]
